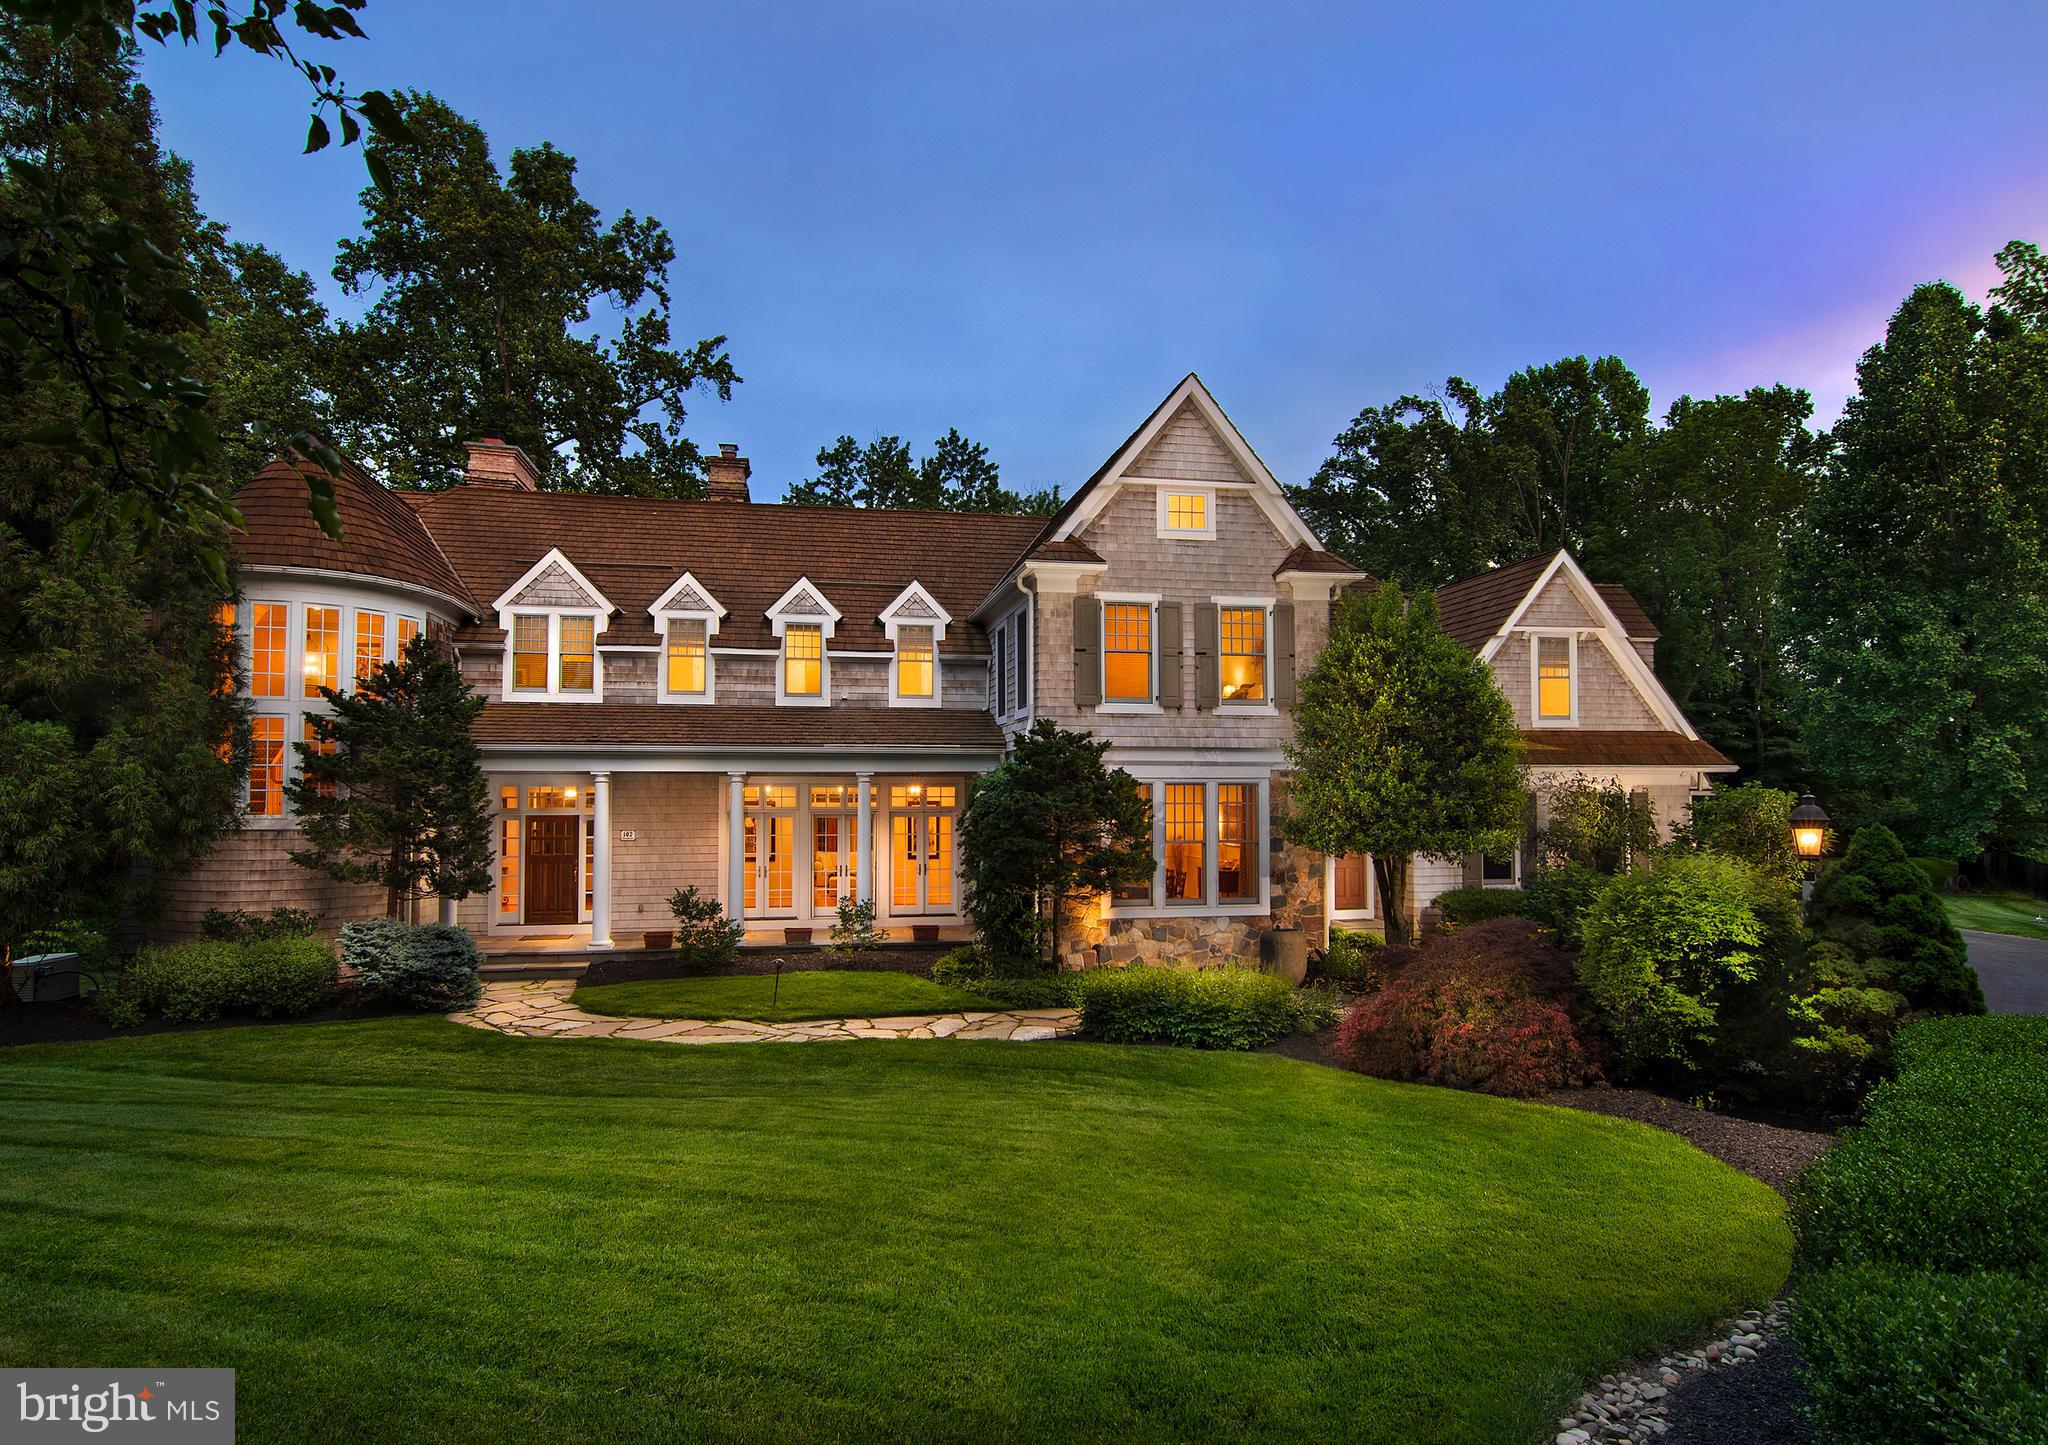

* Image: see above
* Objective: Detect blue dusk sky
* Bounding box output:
[140,2,2048,501]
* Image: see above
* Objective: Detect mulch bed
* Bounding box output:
[1540,1087,1837,1200]
[1659,1334,1817,1445]
[0,993,413,1048]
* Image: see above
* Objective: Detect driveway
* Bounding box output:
[1964,929,2048,1015]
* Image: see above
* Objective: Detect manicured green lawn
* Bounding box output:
[1945,888,2048,941]
[0,1020,1790,1444]
[573,969,1002,1021]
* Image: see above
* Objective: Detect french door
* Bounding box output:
[812,813,858,913]
[744,808,797,918]
[889,812,954,915]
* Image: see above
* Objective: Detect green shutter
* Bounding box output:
[1072,596,1101,707]
[1274,602,1296,707]
[1157,601,1184,708]
[1194,603,1220,710]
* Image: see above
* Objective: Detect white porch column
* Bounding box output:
[856,770,874,904]
[726,770,747,923]
[589,770,614,950]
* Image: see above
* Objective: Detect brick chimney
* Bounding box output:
[463,436,541,491]
[705,443,751,503]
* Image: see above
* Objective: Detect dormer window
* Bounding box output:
[1157,486,1216,539]
[783,624,824,697]
[878,580,951,709]
[559,617,595,693]
[492,549,614,703]
[512,616,549,690]
[1535,635,1574,722]
[648,570,725,705]
[666,619,707,696]
[897,625,934,699]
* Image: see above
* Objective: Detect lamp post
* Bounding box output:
[1791,792,1831,902]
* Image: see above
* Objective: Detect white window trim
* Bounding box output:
[1108,776,1269,918]
[1097,591,1162,711]
[1481,850,1522,888]
[501,608,608,702]
[487,774,596,934]
[1212,594,1279,714]
[767,578,840,708]
[888,624,941,708]
[1529,629,1579,727]
[1326,853,1377,921]
[1155,482,1217,540]
[649,571,726,706]
[879,581,951,709]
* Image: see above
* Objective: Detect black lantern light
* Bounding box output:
[1791,793,1831,863]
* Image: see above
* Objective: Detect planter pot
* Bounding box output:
[911,924,941,943]
[1259,926,1308,986]
[783,926,814,944]
[642,930,674,951]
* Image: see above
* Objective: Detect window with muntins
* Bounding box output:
[1165,492,1207,532]
[1220,608,1266,703]
[302,606,339,697]
[666,618,707,695]
[1217,783,1257,902]
[558,617,595,693]
[1103,603,1152,702]
[897,625,934,699]
[396,616,418,653]
[1116,785,1154,901]
[355,610,385,681]
[1537,636,1572,719]
[251,602,287,699]
[248,716,284,817]
[784,624,823,697]
[1164,783,1205,902]
[512,616,549,690]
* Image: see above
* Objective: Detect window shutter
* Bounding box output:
[1462,852,1484,888]
[1194,603,1220,710]
[988,622,1001,713]
[1072,596,1101,707]
[1016,607,1030,715]
[1157,602,1184,708]
[1274,601,1297,707]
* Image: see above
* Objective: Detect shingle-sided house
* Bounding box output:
[163,375,1734,960]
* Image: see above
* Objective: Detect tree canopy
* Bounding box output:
[787,428,1060,514]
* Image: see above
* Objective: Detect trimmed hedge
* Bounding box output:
[110,937,337,1024]
[1433,887,1538,928]
[341,918,483,1012]
[1792,1015,2048,1443]
[1079,965,1301,1050]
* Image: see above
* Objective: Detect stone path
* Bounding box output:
[451,980,1081,1044]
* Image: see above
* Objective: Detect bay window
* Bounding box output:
[355,609,386,680]
[1112,778,1269,913]
[1103,603,1152,703]
[1115,785,1154,902]
[302,606,339,697]
[1217,783,1257,902]
[1164,784,1206,903]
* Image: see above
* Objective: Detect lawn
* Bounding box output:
[0,1020,1790,1444]
[1944,888,2048,941]
[573,969,1002,1021]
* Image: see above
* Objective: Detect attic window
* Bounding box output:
[1536,635,1573,721]
[1158,488,1215,538]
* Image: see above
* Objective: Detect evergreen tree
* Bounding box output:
[1804,825,1982,1016]
[1281,584,1525,944]
[287,634,492,919]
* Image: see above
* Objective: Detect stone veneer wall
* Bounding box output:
[152,827,388,942]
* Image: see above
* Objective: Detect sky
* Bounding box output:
[138,1,2048,502]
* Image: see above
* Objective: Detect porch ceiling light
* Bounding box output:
[1790,793,1830,860]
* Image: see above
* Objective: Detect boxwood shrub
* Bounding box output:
[340,918,484,1011]
[1079,965,1299,1050]
[1432,886,1538,929]
[111,936,337,1024]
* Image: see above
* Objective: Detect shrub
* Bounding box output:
[1672,783,1802,885]
[1795,1263,2048,1445]
[931,945,995,988]
[1311,927,1383,986]
[199,906,320,943]
[1519,864,1606,949]
[1078,965,1301,1050]
[340,918,482,1011]
[1577,853,1769,1077]
[668,885,743,969]
[1806,825,1981,1015]
[1432,887,1537,929]
[1910,856,1960,892]
[974,973,1087,1009]
[1535,774,1658,873]
[826,897,887,958]
[19,919,118,983]
[1333,918,1601,1096]
[111,937,337,1024]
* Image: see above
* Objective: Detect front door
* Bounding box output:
[524,816,580,924]
[889,812,954,915]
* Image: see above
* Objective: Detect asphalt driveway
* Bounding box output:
[1964,929,2048,1015]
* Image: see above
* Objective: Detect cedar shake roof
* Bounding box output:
[1594,584,1659,641]
[1519,729,1733,770]
[472,702,1006,751]
[1276,542,1366,577]
[1433,551,1561,650]
[407,489,1046,654]
[1027,536,1106,564]
[235,453,477,609]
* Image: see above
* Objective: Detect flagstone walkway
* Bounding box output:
[450,980,1082,1044]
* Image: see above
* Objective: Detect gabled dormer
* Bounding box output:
[767,577,841,707]
[648,571,727,705]
[494,548,613,702]
[878,581,951,708]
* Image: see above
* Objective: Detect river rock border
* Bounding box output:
[1555,1300,1789,1444]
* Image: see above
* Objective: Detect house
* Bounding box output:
[162,375,1734,960]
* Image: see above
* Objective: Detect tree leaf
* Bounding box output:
[304,114,331,154]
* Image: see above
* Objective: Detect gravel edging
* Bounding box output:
[1555,1301,1804,1445]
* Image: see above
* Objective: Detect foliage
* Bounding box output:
[1787,260,2048,859]
[1804,825,1982,1016]
[1791,1016,2048,1444]
[1671,783,1802,885]
[1909,856,1958,891]
[339,916,481,1012]
[287,633,492,918]
[786,428,1059,514]
[1432,887,1538,930]
[1282,583,1525,944]
[1310,926,1383,987]
[106,934,335,1023]
[322,94,736,497]
[1334,919,1602,1096]
[200,906,318,942]
[932,944,1088,1007]
[1534,775,1656,874]
[958,721,1152,966]
[825,897,886,958]
[1078,965,1305,1050]
[666,884,742,969]
[1519,864,1607,950]
[1576,853,1772,1076]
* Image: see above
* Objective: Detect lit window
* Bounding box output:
[584,788,595,916]
[1220,608,1266,703]
[355,610,386,682]
[211,603,237,697]
[784,624,823,697]
[301,717,337,799]
[1218,783,1257,902]
[559,617,594,693]
[1115,784,1153,903]
[889,783,956,808]
[302,606,338,698]
[1537,636,1572,719]
[1103,603,1152,703]
[396,616,419,653]
[1164,784,1205,902]
[512,616,548,691]
[897,625,934,699]
[666,618,707,695]
[248,716,285,817]
[744,784,797,808]
[250,603,286,698]
[499,816,520,916]
[1165,492,1208,532]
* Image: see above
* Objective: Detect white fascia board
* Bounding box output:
[491,546,614,616]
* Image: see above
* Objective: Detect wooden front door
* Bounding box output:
[524,816,580,924]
